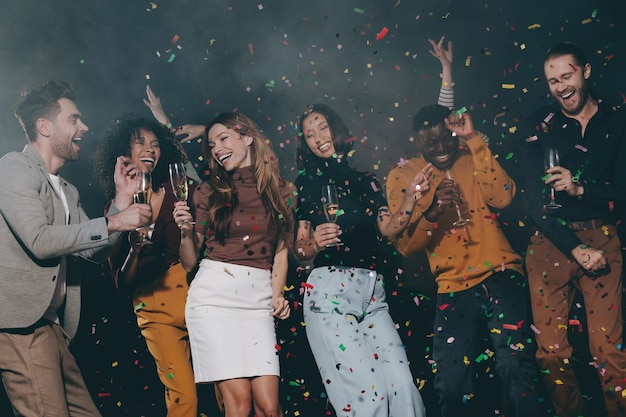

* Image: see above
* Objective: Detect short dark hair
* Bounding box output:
[14,81,75,142]
[412,104,450,133]
[544,42,589,68]
[296,103,353,170]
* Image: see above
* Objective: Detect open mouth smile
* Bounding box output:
[318,142,331,152]
[218,153,232,164]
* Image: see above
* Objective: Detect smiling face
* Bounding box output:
[130,129,161,173]
[47,97,89,163]
[207,123,252,171]
[544,54,591,117]
[302,112,337,158]
[416,123,459,171]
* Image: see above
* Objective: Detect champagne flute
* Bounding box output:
[543,147,562,210]
[133,171,153,245]
[322,184,341,247]
[169,162,194,225]
[445,170,471,227]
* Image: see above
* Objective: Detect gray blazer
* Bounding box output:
[0,145,120,338]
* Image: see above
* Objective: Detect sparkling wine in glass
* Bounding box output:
[543,147,562,210]
[169,162,194,225]
[322,184,341,247]
[133,171,153,245]
[445,170,471,227]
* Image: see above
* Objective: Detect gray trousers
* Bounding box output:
[303,266,426,417]
[0,320,101,417]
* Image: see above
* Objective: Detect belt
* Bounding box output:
[567,218,610,232]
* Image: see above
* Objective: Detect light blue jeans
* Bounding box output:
[303,266,425,417]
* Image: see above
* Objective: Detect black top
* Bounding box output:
[518,101,626,255]
[295,155,387,271]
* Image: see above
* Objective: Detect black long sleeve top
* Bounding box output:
[517,101,626,256]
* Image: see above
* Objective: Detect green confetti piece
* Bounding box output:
[167,373,174,379]
[505,152,514,160]
[339,344,346,351]
[455,106,467,116]
[167,53,176,63]
[475,353,489,363]
[353,7,364,13]
[134,302,147,312]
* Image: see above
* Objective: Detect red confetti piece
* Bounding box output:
[375,27,389,41]
[248,43,254,56]
[438,303,450,311]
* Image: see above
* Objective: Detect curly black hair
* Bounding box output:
[93,115,187,200]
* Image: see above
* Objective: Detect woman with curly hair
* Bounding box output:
[94,116,199,417]
[174,111,294,417]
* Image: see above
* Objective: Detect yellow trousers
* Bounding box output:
[134,263,197,417]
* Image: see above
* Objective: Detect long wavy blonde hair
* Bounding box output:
[202,111,292,245]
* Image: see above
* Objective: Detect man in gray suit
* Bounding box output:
[0,81,152,416]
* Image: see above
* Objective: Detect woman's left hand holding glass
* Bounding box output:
[173,201,194,230]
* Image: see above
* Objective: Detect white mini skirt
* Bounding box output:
[185,259,279,383]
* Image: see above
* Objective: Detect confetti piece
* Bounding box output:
[375,27,389,41]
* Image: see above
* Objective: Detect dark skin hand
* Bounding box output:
[423,178,463,222]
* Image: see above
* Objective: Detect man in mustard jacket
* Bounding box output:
[386,106,541,417]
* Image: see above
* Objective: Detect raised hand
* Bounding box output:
[445,111,476,144]
[143,85,170,127]
[173,124,207,144]
[428,36,453,68]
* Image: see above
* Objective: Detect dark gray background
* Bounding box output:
[1,0,624,217]
[1,1,625,416]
